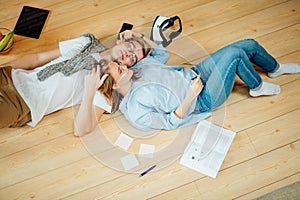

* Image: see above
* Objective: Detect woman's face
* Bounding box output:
[111,39,144,67]
[107,62,133,88]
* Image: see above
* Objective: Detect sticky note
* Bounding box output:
[120,154,139,170]
[139,144,155,158]
[114,133,133,150]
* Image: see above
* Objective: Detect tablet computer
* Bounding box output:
[14,6,50,39]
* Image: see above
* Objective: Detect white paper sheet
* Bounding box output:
[120,154,139,170]
[139,144,155,158]
[180,120,236,178]
[114,132,133,150]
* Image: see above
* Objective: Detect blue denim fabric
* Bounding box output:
[192,39,279,112]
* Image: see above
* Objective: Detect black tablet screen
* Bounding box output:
[14,6,50,39]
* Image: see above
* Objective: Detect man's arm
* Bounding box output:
[118,30,170,64]
[0,48,61,70]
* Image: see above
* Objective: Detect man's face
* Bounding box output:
[111,40,144,67]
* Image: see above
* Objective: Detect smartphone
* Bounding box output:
[119,23,133,33]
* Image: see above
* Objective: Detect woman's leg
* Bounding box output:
[194,45,279,112]
[231,39,300,78]
[228,39,279,72]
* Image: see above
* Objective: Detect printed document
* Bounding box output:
[180,120,236,178]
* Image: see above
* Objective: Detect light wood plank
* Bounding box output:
[221,78,300,131]
[0,0,212,64]
[147,107,300,199]
[0,109,74,158]
[0,134,88,188]
[194,140,300,200]
[236,173,300,200]
[247,110,300,155]
[0,0,299,199]
[190,0,300,57]
[149,182,202,200]
[0,156,122,200]
[60,125,257,199]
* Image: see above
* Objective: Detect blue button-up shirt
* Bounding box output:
[119,45,211,131]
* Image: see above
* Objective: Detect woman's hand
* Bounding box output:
[187,74,204,99]
[174,74,203,119]
[84,65,109,96]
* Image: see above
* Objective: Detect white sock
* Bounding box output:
[268,63,300,78]
[249,82,280,97]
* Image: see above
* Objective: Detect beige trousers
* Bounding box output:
[0,67,31,128]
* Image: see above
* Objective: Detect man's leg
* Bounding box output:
[0,67,31,128]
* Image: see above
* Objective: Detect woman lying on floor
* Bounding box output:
[86,37,300,131]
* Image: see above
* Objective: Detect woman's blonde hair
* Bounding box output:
[98,62,140,113]
[97,36,150,112]
[98,65,121,113]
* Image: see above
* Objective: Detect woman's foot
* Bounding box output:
[268,63,300,78]
[249,82,280,97]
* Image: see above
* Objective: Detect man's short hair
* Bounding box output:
[127,36,152,58]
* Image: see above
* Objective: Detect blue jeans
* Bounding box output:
[192,39,279,112]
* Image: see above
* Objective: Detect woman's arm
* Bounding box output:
[74,65,109,137]
[0,48,61,70]
[74,99,106,137]
[175,74,203,118]
[126,75,204,130]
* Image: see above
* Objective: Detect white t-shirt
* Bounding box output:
[11,36,111,127]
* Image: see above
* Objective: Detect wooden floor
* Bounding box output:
[1,0,300,199]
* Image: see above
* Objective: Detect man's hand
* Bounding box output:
[118,30,143,40]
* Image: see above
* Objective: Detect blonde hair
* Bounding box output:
[98,65,121,113]
[98,62,140,113]
[98,36,150,112]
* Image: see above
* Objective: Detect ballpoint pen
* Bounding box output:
[139,165,157,177]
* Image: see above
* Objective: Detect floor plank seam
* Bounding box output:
[232,172,300,200]
[256,22,300,41]
[0,155,90,191]
[0,130,74,159]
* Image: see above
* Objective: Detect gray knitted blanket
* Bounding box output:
[37,33,108,81]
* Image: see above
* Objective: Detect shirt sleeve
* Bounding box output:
[59,36,91,60]
[124,91,185,131]
[149,44,170,64]
[132,106,211,131]
[135,109,183,130]
[93,91,112,113]
[123,87,211,131]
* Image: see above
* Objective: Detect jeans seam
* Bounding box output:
[209,59,234,108]
[255,50,278,72]
[240,59,261,89]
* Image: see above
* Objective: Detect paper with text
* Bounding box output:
[180,120,236,178]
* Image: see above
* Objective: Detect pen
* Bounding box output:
[139,165,157,177]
